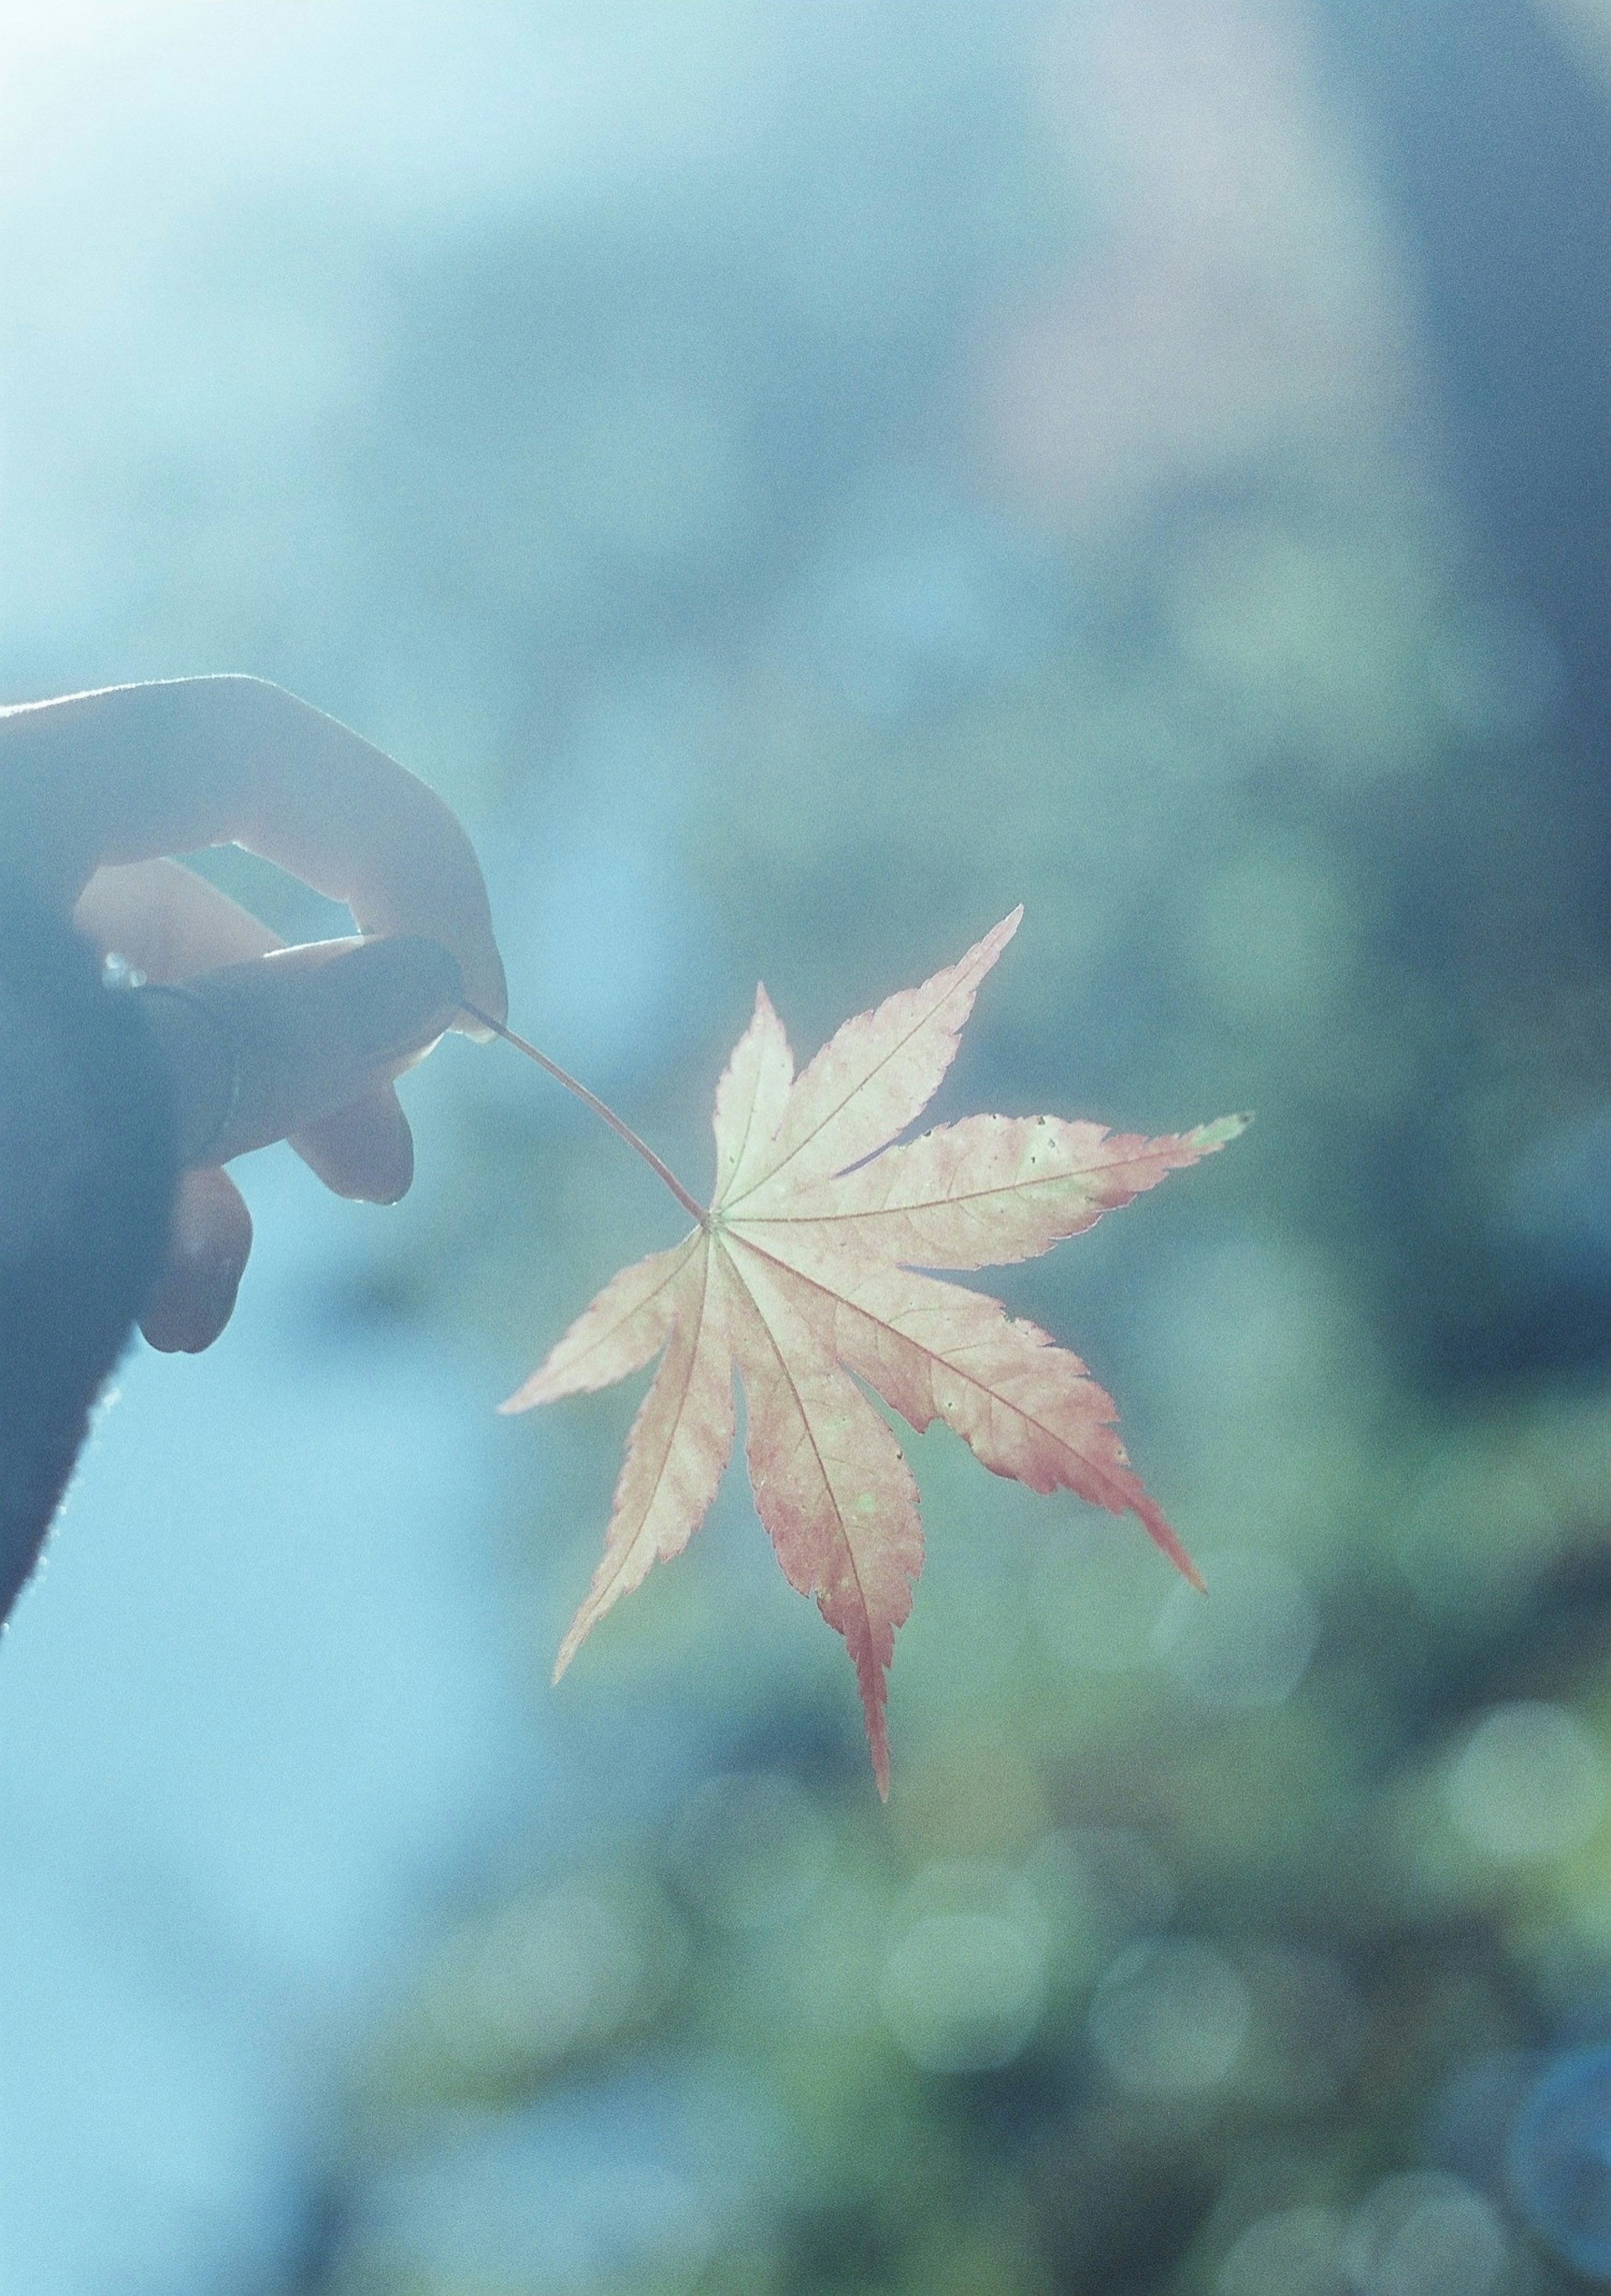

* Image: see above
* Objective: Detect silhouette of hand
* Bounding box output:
[0,676,507,1350]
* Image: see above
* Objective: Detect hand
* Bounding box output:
[0,676,507,1352]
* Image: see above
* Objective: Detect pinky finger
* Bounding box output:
[139,1167,254,1354]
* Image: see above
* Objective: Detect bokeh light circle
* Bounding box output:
[1213,2205,1343,2296]
[1150,1548,1319,1711]
[881,1863,1048,2074]
[881,1912,1046,2073]
[1444,1701,1605,1864]
[1088,1937,1250,2096]
[1342,2171,1508,2296]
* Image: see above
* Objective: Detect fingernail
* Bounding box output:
[346,937,465,1062]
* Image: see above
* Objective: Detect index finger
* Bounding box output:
[133,936,467,1166]
[0,676,507,1028]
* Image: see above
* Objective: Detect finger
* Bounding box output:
[74,856,279,977]
[138,1167,254,1353]
[293,1085,415,1204]
[5,678,506,1031]
[133,934,464,1167]
[78,858,418,1203]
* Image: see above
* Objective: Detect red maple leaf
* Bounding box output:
[501,911,1243,1792]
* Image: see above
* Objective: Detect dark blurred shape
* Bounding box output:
[1321,0,1611,778]
[1508,2045,1611,2277]
[1301,0,1611,1392]
[0,887,174,1618]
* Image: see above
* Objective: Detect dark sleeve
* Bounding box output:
[0,880,177,1622]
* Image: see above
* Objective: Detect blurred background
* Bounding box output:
[7,0,1611,2288]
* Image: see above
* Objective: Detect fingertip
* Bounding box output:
[139,1167,253,1353]
[371,1131,416,1204]
[455,938,508,1041]
[336,934,464,1058]
[293,1086,415,1203]
[405,935,469,1040]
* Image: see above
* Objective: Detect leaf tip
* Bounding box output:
[552,1602,596,1685]
[1194,1111,1253,1152]
[1131,1490,1204,1591]
[499,1365,560,1412]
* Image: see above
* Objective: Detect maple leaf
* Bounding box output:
[500,911,1244,1794]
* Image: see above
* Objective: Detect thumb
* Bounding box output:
[133,935,465,1169]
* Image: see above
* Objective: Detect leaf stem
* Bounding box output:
[461,1002,707,1226]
